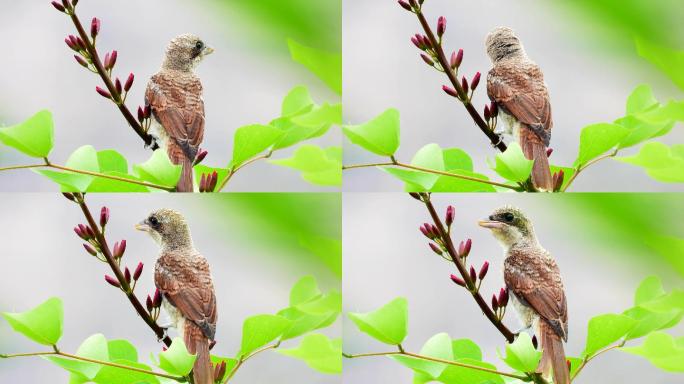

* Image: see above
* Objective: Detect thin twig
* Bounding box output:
[74,194,173,347]
[216,152,273,192]
[571,341,625,382]
[0,350,185,381]
[223,342,281,383]
[0,164,46,172]
[561,150,618,192]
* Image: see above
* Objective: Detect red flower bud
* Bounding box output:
[429,242,443,256]
[471,72,481,91]
[96,86,111,99]
[51,1,66,12]
[437,16,446,37]
[421,53,434,67]
[104,50,117,70]
[450,274,466,287]
[490,102,498,116]
[74,55,88,68]
[124,73,134,92]
[451,49,463,69]
[458,238,472,257]
[124,267,131,284]
[137,106,145,123]
[113,239,126,259]
[491,294,499,311]
[478,261,489,280]
[553,170,565,192]
[484,104,491,120]
[566,359,571,372]
[65,37,78,51]
[194,149,208,166]
[442,85,459,98]
[420,35,432,50]
[133,262,143,281]
[498,287,508,307]
[419,224,431,239]
[83,243,97,256]
[214,361,227,381]
[153,288,162,307]
[398,0,412,12]
[209,171,218,192]
[146,295,153,312]
[75,37,86,51]
[408,0,417,7]
[105,275,120,288]
[469,266,477,282]
[461,76,469,93]
[85,225,96,239]
[100,206,109,228]
[144,105,151,118]
[90,17,100,39]
[199,173,207,193]
[74,225,86,240]
[411,36,424,50]
[430,224,441,238]
[114,78,122,95]
[445,205,455,227]
[61,0,71,9]
[546,148,553,158]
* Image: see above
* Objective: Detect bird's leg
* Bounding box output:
[490,133,505,148]
[512,324,532,337]
[144,135,160,151]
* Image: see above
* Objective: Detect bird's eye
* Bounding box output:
[503,212,514,222]
[195,41,204,50]
[149,216,159,226]
[488,215,495,221]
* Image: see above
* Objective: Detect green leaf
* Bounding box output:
[443,148,474,172]
[635,37,684,91]
[490,142,534,183]
[46,334,108,380]
[1,297,63,346]
[626,84,659,114]
[108,339,138,362]
[451,339,482,361]
[621,332,684,372]
[288,39,342,94]
[157,337,196,376]
[93,360,160,384]
[622,306,684,340]
[635,276,666,305]
[391,333,453,379]
[65,145,100,173]
[616,142,684,182]
[614,115,673,149]
[230,124,284,167]
[282,86,314,117]
[270,145,341,186]
[133,149,181,187]
[0,110,54,158]
[575,123,631,167]
[87,172,150,193]
[343,109,400,157]
[348,297,408,345]
[277,334,342,374]
[639,290,684,312]
[583,313,637,357]
[97,150,129,174]
[299,235,342,278]
[437,358,505,384]
[278,307,338,341]
[500,332,542,372]
[193,165,229,190]
[210,355,238,378]
[566,356,583,379]
[34,169,92,192]
[239,314,291,357]
[290,276,322,306]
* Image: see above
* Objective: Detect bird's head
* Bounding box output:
[485,26,525,63]
[478,205,535,248]
[135,208,192,249]
[163,34,214,71]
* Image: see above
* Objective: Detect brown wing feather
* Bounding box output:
[145,73,205,162]
[487,62,552,145]
[155,252,217,340]
[504,248,568,341]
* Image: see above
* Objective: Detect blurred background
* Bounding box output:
[343,0,684,192]
[0,0,341,191]
[343,193,684,383]
[0,193,341,383]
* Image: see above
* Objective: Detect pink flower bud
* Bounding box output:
[469,266,476,282]
[209,171,218,192]
[498,287,508,307]
[144,105,151,118]
[65,37,78,51]
[484,104,491,120]
[96,86,111,99]
[133,262,143,281]
[419,224,431,238]
[100,206,109,227]
[83,243,97,256]
[546,148,553,158]
[491,294,499,311]
[429,242,443,256]
[114,78,122,95]
[51,1,66,13]
[450,274,466,287]
[411,36,424,50]
[458,238,472,257]
[461,76,469,93]
[437,16,446,37]
[445,205,455,227]
[75,37,86,51]
[471,72,481,91]
[61,0,71,9]
[124,267,131,284]
[105,275,120,288]
[90,17,100,39]
[194,149,208,166]
[124,73,134,92]
[490,102,498,116]
[553,170,565,192]
[478,261,489,280]
[113,239,126,259]
[451,49,463,69]
[199,173,207,193]
[153,288,162,307]
[74,55,88,68]
[146,295,153,312]
[442,85,458,98]
[421,53,434,66]
[214,361,227,381]
[397,0,412,11]
[137,106,145,123]
[420,35,432,50]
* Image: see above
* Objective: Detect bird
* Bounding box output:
[145,34,214,192]
[485,27,554,191]
[479,206,569,384]
[135,208,217,384]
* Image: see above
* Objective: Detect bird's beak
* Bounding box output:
[478,220,504,229]
[202,46,215,57]
[135,221,150,232]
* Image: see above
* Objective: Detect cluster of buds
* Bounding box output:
[552,169,565,192]
[449,259,488,290]
[411,15,453,73]
[146,288,163,321]
[137,105,152,132]
[214,361,227,383]
[51,0,78,14]
[74,223,107,261]
[194,149,208,166]
[117,261,144,291]
[491,287,509,320]
[112,239,127,261]
[397,0,424,13]
[199,171,219,193]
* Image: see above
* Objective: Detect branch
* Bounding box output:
[343,347,528,381]
[215,152,273,192]
[561,150,618,192]
[571,340,625,382]
[420,194,515,342]
[58,2,157,149]
[342,159,519,190]
[408,4,507,152]
[0,350,185,382]
[72,194,173,347]
[223,341,281,383]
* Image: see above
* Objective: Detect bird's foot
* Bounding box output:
[512,325,532,338]
[491,134,505,148]
[145,135,160,151]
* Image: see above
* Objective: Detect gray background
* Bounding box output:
[342,0,684,192]
[343,193,684,383]
[0,0,340,192]
[0,194,341,383]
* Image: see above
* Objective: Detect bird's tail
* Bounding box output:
[176,158,194,192]
[520,136,553,191]
[184,322,213,384]
[539,320,569,384]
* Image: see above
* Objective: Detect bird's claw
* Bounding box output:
[512,325,532,338]
[491,134,505,148]
[145,135,160,151]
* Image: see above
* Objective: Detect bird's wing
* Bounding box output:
[487,63,552,146]
[155,253,217,340]
[145,73,205,162]
[504,248,568,341]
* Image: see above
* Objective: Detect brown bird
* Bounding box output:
[136,209,217,384]
[486,27,553,191]
[145,34,214,192]
[479,206,569,384]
